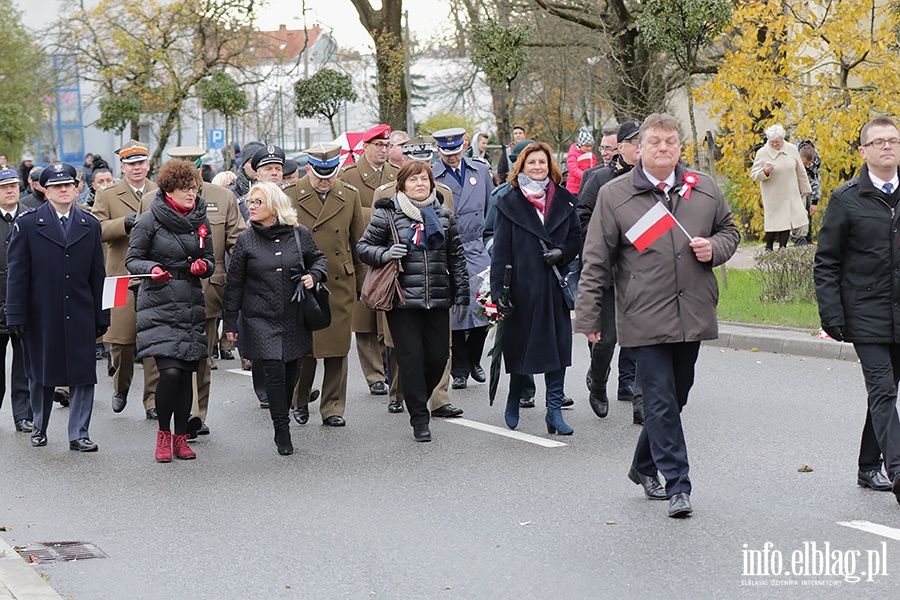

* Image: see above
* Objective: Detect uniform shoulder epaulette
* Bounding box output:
[342,182,358,192]
[18,207,36,217]
[376,182,393,191]
[471,156,489,166]
[341,163,357,173]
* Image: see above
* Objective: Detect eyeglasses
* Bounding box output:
[370,141,390,150]
[862,138,900,148]
[600,146,617,152]
[247,198,264,208]
[180,186,198,194]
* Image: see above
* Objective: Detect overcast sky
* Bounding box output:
[18,0,450,53]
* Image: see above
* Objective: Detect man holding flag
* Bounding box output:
[574,113,738,518]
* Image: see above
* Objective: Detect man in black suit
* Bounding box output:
[6,162,109,451]
[0,168,31,432]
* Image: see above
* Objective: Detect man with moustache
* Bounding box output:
[7,162,109,451]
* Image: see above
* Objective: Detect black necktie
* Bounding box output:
[135,188,143,199]
[3,212,13,223]
[884,183,894,194]
[60,216,68,227]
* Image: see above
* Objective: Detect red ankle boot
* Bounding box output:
[155,430,172,462]
[172,434,196,460]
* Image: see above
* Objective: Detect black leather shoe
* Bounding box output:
[892,474,900,503]
[519,397,535,408]
[220,349,234,360]
[668,492,693,518]
[369,381,388,395]
[277,444,294,456]
[187,415,202,440]
[309,389,320,403]
[293,406,309,425]
[858,469,892,491]
[413,424,432,442]
[633,408,644,426]
[146,408,158,420]
[451,376,467,389]
[589,390,609,418]
[112,390,128,413]
[69,438,99,452]
[431,404,463,418]
[323,415,346,427]
[15,419,33,432]
[197,422,210,436]
[54,388,70,407]
[561,396,574,407]
[471,365,486,383]
[212,346,219,359]
[628,466,667,500]
[259,399,269,409]
[618,385,634,402]
[388,400,405,413]
[31,432,47,447]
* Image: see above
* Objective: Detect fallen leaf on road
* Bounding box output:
[285,584,291,589]
[750,348,759,352]
[519,521,531,526]
[797,465,814,472]
[40,573,51,581]
[0,525,7,531]
[606,521,616,525]
[29,555,39,563]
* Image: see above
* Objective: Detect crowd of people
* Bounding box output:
[12,114,900,521]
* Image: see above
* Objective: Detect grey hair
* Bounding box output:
[249,182,298,227]
[765,124,786,140]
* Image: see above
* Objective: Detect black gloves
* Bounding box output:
[543,247,564,266]
[9,324,25,338]
[497,299,514,319]
[96,325,108,339]
[124,212,137,233]
[823,325,844,342]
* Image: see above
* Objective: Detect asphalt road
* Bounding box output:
[1,341,899,599]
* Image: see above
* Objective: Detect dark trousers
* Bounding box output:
[260,360,298,440]
[387,309,449,427]
[0,333,30,422]
[853,344,900,476]
[588,286,617,394]
[31,381,94,441]
[509,373,536,401]
[451,326,488,378]
[251,360,267,402]
[509,369,565,408]
[630,342,700,497]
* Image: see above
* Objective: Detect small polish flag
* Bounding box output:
[625,202,683,252]
[102,276,132,309]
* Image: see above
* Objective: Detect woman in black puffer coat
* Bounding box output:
[223,182,327,456]
[126,160,215,463]
[357,160,469,442]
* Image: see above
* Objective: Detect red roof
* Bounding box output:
[251,25,322,61]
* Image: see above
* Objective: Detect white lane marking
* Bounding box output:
[226,368,253,377]
[838,520,900,541]
[444,418,568,448]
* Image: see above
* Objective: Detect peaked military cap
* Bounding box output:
[617,121,641,143]
[167,146,206,163]
[116,140,150,163]
[402,136,435,161]
[251,144,285,171]
[432,127,466,155]
[39,162,77,187]
[0,168,19,186]
[305,143,342,179]
[283,159,299,177]
[362,124,391,143]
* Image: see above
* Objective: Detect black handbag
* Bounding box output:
[292,228,331,331]
[538,239,576,311]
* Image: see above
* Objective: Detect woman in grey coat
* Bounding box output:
[223,182,327,455]
[126,160,215,462]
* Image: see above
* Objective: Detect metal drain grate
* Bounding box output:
[14,542,107,563]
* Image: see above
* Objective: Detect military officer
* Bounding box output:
[372,137,463,418]
[284,143,366,426]
[166,147,247,437]
[431,128,494,389]
[0,168,32,432]
[339,124,399,396]
[7,162,109,451]
[92,140,159,419]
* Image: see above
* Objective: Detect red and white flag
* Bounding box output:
[102,276,132,309]
[624,202,682,252]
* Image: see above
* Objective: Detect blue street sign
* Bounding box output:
[209,129,225,149]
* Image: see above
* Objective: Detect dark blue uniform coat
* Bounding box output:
[490,183,581,375]
[6,202,109,386]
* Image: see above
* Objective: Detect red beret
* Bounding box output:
[362,124,391,143]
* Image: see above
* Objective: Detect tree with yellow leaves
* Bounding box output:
[699,0,900,237]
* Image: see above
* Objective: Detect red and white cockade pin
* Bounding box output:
[198,224,208,249]
[679,172,699,199]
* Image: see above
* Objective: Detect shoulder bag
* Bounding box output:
[538,239,576,311]
[292,227,332,331]
[360,208,407,311]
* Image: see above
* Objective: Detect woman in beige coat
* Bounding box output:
[750,124,812,250]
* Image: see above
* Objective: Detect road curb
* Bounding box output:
[706,321,858,362]
[0,536,62,600]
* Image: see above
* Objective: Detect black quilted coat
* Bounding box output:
[223,222,327,361]
[357,195,469,310]
[126,192,215,362]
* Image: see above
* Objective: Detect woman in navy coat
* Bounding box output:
[490,143,582,434]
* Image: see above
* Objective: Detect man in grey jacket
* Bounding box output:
[574,113,739,518]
